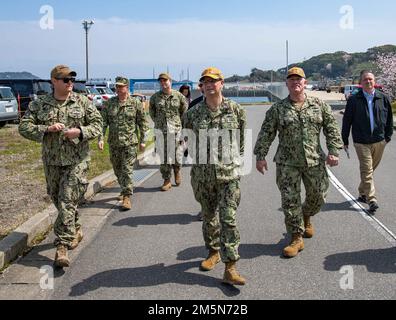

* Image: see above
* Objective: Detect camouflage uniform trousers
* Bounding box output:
[276,163,329,235]
[44,161,89,248]
[191,168,241,263]
[110,145,137,196]
[159,133,184,180]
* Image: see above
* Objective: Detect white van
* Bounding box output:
[0,86,18,128]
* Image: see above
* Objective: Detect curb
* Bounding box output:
[0,147,154,270]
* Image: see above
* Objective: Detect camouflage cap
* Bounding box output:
[287,67,306,79]
[199,67,224,82]
[157,73,172,81]
[115,76,129,86]
[50,65,77,79]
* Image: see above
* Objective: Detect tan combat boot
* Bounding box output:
[283,233,304,258]
[303,216,314,238]
[69,228,84,250]
[54,244,70,268]
[222,262,246,286]
[161,179,172,192]
[174,168,182,186]
[200,250,221,271]
[122,196,132,210]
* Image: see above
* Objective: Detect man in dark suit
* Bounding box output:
[342,70,393,214]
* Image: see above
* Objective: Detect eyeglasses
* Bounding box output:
[56,78,76,84]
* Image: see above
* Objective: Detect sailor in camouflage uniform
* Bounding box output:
[254,67,343,258]
[19,65,103,267]
[183,67,246,286]
[98,77,149,210]
[149,73,188,191]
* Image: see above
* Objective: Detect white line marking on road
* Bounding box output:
[327,168,396,246]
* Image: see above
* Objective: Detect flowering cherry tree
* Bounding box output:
[376,53,396,101]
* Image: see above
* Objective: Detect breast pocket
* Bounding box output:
[37,110,56,125]
[68,109,84,126]
[157,101,166,112]
[194,119,209,131]
[308,113,323,125]
[124,107,136,120]
[171,98,180,106]
[279,114,296,127]
[222,116,239,129]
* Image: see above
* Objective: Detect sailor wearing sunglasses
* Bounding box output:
[19,65,103,268]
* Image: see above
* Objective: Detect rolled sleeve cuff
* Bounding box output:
[256,154,267,162]
[328,148,340,157]
[39,125,49,134]
[80,126,89,141]
[140,132,149,144]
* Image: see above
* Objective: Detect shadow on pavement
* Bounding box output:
[21,243,54,263]
[177,239,289,261]
[113,213,199,228]
[323,247,396,274]
[134,186,162,193]
[94,187,120,194]
[277,201,356,213]
[321,201,356,213]
[83,197,119,210]
[69,261,241,297]
[17,243,78,279]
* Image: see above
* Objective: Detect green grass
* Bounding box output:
[0,127,45,182]
[0,126,154,182]
[88,139,112,179]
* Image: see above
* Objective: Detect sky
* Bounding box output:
[1,0,395,80]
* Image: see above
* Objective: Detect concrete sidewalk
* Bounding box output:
[0,148,156,272]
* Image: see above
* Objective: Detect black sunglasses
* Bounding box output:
[56,77,76,83]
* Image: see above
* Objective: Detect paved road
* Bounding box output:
[2,105,395,300]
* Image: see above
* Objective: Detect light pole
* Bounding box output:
[82,20,94,81]
[286,40,289,76]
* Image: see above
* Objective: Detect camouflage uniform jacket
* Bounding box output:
[19,93,103,166]
[254,95,343,167]
[183,98,247,181]
[149,89,187,133]
[99,95,149,147]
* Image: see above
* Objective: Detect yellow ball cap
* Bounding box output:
[287,67,306,79]
[200,67,224,82]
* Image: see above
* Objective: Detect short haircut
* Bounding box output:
[360,70,375,81]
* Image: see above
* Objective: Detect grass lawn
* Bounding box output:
[0,123,153,238]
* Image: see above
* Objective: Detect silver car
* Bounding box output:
[0,86,18,128]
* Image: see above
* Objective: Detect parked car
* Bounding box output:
[0,79,52,116]
[86,80,114,90]
[131,93,147,102]
[73,82,103,109]
[344,85,361,100]
[89,86,116,102]
[0,86,19,128]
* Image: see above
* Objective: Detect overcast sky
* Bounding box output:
[1,0,395,80]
